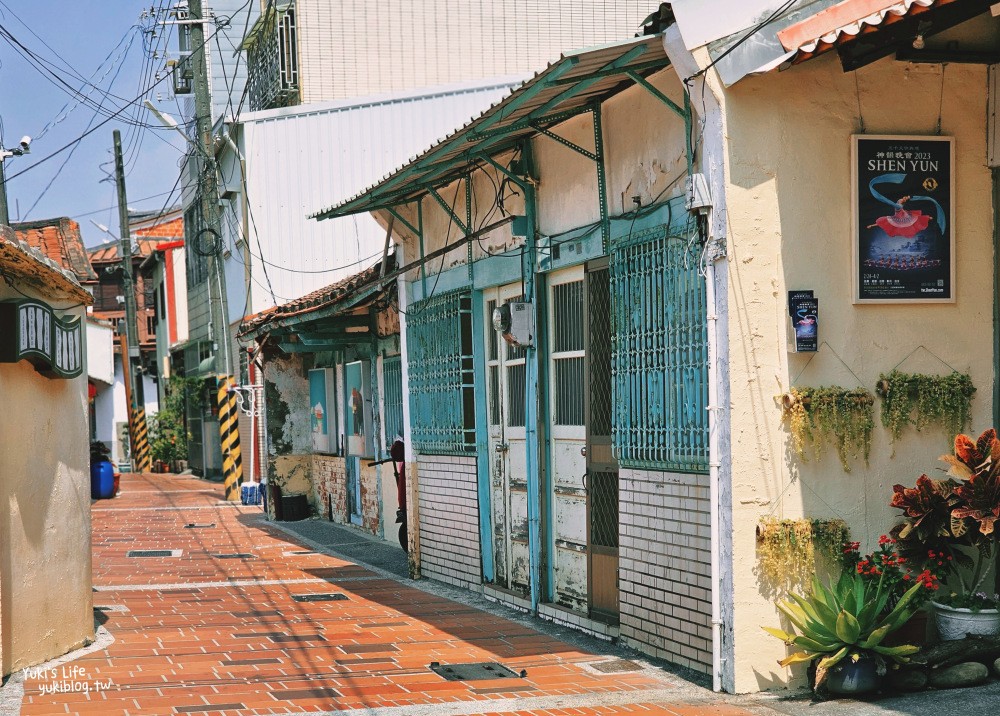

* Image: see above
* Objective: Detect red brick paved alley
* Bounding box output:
[13,472,762,716]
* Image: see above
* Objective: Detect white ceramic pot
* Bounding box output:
[931,601,1000,641]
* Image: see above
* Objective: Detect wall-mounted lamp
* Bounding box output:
[912,20,932,50]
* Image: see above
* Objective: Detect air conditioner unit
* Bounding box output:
[492,301,533,348]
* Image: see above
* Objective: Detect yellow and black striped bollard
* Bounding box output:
[129,406,152,473]
[217,376,244,501]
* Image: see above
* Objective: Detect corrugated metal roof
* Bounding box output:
[311,34,671,221]
[777,0,946,62]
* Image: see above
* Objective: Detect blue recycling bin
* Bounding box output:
[90,460,115,499]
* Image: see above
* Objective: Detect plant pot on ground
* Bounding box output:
[763,571,925,694]
[930,600,1000,641]
[891,428,1000,641]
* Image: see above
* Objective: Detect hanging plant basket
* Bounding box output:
[781,386,875,472]
[756,517,850,591]
[876,369,975,449]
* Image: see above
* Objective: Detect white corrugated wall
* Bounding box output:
[239,80,517,313]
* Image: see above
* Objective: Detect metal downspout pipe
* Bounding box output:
[663,24,733,693]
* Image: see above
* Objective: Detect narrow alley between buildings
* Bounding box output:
[8,472,756,716]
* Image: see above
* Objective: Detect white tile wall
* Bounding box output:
[416,454,482,589]
[618,468,713,674]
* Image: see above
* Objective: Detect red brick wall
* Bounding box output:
[134,216,183,239]
[312,455,347,522]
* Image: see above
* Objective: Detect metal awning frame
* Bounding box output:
[311,34,694,257]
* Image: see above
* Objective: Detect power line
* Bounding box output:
[1,8,245,186]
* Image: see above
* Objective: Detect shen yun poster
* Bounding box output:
[852,135,954,303]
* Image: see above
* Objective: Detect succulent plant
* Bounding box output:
[764,571,923,685]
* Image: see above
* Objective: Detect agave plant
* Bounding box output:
[763,571,923,685]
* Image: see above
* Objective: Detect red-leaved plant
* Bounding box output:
[891,429,1000,606]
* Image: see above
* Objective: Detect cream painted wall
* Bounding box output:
[0,292,93,676]
[721,52,992,692]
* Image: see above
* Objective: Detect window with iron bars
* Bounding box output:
[610,212,709,473]
[382,355,404,443]
[246,5,299,111]
[405,290,476,455]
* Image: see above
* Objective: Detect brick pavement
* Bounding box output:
[15,472,764,716]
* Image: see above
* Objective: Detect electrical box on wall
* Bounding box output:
[493,301,534,348]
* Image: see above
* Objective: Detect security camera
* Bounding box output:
[18,136,30,151]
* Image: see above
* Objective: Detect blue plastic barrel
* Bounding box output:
[91,460,115,499]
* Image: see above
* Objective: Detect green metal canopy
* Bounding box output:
[309,34,677,222]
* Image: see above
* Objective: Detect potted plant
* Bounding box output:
[841,535,938,646]
[891,428,1000,640]
[764,571,924,694]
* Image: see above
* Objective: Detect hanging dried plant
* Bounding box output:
[756,517,850,591]
[781,386,875,472]
[876,370,975,449]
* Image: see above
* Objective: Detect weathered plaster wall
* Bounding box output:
[722,53,992,692]
[264,352,313,501]
[0,299,93,675]
[359,462,382,536]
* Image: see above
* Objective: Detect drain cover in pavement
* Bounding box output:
[127,550,181,557]
[291,593,348,603]
[185,523,216,528]
[213,553,255,559]
[590,659,642,673]
[430,662,523,681]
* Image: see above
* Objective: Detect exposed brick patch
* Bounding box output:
[312,454,348,523]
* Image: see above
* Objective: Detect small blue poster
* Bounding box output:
[308,368,329,452]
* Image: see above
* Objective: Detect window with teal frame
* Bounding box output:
[610,221,709,472]
[382,355,404,442]
[406,289,476,454]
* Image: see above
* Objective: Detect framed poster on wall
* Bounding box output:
[344,360,373,458]
[852,135,954,304]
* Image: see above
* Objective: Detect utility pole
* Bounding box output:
[189,0,231,377]
[114,129,151,472]
[114,129,143,407]
[189,0,242,499]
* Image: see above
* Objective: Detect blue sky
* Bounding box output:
[0,1,191,247]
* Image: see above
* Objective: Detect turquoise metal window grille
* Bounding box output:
[610,222,709,472]
[406,290,476,454]
[382,356,404,441]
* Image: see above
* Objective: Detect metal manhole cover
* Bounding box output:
[127,550,181,557]
[590,659,642,673]
[213,553,255,559]
[292,593,348,603]
[429,662,524,681]
[185,523,216,529]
